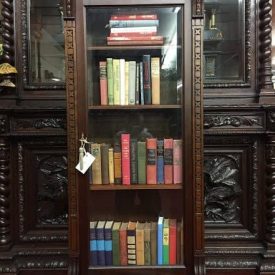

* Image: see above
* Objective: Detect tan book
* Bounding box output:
[136,222,145,265]
[151,57,160,105]
[127,221,137,265]
[108,147,114,184]
[91,143,102,184]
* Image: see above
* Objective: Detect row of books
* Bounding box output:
[99,55,160,106]
[90,135,182,185]
[107,14,164,45]
[90,217,184,266]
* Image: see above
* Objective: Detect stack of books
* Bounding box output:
[99,55,160,105]
[107,14,164,45]
[89,217,184,266]
[90,134,182,185]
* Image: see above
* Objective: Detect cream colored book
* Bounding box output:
[125,61,129,105]
[113,59,120,105]
[151,57,160,105]
[108,147,114,184]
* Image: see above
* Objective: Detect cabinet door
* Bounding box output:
[74,1,197,274]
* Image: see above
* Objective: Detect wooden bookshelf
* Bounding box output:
[89,184,182,191]
[87,45,181,51]
[88,105,181,110]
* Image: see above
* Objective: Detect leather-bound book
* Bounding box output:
[96,221,106,266]
[119,222,128,266]
[173,139,182,184]
[130,138,138,184]
[90,221,98,266]
[114,138,122,184]
[144,222,151,265]
[127,221,137,265]
[112,222,121,266]
[150,222,157,265]
[99,61,108,105]
[147,138,157,184]
[121,133,130,185]
[142,54,151,104]
[137,141,146,184]
[91,143,102,185]
[164,138,173,184]
[157,139,164,184]
[101,143,110,185]
[136,222,145,265]
[104,221,113,265]
[169,219,177,265]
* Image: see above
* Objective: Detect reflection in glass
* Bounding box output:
[29,0,65,84]
[204,0,244,83]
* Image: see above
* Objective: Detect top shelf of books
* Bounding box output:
[86,7,183,48]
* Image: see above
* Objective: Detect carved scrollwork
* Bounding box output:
[0,116,7,134]
[33,118,66,129]
[192,0,203,18]
[204,155,241,223]
[1,0,14,64]
[204,115,262,129]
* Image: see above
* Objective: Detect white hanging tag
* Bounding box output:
[75,152,95,174]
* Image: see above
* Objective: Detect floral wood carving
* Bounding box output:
[204,155,241,223]
[33,118,66,129]
[36,155,68,225]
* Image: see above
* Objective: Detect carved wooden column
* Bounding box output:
[260,108,275,274]
[1,0,14,64]
[259,0,275,103]
[0,115,11,249]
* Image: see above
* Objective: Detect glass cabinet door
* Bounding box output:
[204,0,245,84]
[84,4,187,272]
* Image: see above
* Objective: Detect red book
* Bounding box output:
[111,14,157,20]
[119,222,128,266]
[146,138,157,184]
[107,36,163,42]
[121,133,130,185]
[173,139,182,184]
[107,40,163,46]
[110,31,157,37]
[99,61,107,105]
[164,138,173,184]
[169,219,177,265]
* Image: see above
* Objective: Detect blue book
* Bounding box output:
[96,221,106,266]
[157,140,164,184]
[157,216,164,265]
[90,221,98,266]
[104,221,113,266]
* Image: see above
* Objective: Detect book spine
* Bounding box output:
[137,141,146,184]
[113,59,120,105]
[169,220,177,265]
[128,61,136,105]
[143,55,151,104]
[101,144,110,185]
[108,148,114,184]
[162,220,169,265]
[114,139,122,184]
[96,227,105,266]
[139,62,144,105]
[157,218,163,265]
[107,58,114,105]
[104,227,113,266]
[107,40,163,46]
[135,63,140,104]
[107,35,163,41]
[151,57,160,105]
[125,61,129,105]
[99,61,108,105]
[127,228,136,265]
[91,143,102,185]
[120,59,125,105]
[130,139,138,184]
[110,26,157,34]
[136,227,145,266]
[157,139,164,184]
[119,227,127,266]
[121,133,130,185]
[112,227,120,266]
[109,19,159,28]
[144,224,151,265]
[111,14,158,20]
[110,31,157,37]
[164,138,173,184]
[150,223,157,265]
[173,139,182,184]
[90,223,97,266]
[146,138,157,184]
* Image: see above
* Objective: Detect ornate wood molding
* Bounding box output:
[192,19,204,272]
[65,18,79,272]
[1,0,14,64]
[65,0,72,17]
[192,0,203,18]
[0,137,11,248]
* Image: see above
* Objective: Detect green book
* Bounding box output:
[107,58,114,105]
[137,141,146,184]
[144,222,151,265]
[112,222,121,265]
[150,222,157,265]
[162,218,169,265]
[113,59,120,105]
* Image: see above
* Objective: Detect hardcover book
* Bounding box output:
[143,54,152,104]
[101,143,110,185]
[91,143,102,185]
[136,222,145,265]
[128,61,136,105]
[104,221,114,265]
[150,222,157,265]
[173,139,182,184]
[109,19,159,28]
[157,216,164,265]
[125,61,129,105]
[164,138,173,184]
[127,221,137,265]
[137,141,146,184]
[106,58,114,105]
[119,222,128,266]
[162,218,169,265]
[146,138,157,184]
[121,133,130,185]
[157,139,164,184]
[99,61,108,105]
[151,57,160,104]
[112,222,121,266]
[96,221,106,266]
[120,59,126,105]
[90,221,98,266]
[108,147,114,184]
[169,219,177,265]
[113,59,120,105]
[110,14,158,20]
[144,222,151,265]
[130,138,138,184]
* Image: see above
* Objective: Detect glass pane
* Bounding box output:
[29,0,65,84]
[86,6,184,268]
[203,0,244,83]
[0,1,3,59]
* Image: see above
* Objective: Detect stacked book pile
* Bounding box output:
[90,134,182,185]
[106,14,164,46]
[99,55,160,105]
[89,217,183,266]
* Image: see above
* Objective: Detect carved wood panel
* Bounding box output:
[16,139,68,243]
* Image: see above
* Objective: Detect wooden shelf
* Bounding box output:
[89,265,186,270]
[87,45,181,51]
[89,184,182,191]
[88,105,181,110]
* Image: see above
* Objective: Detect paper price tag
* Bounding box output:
[75,152,95,174]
